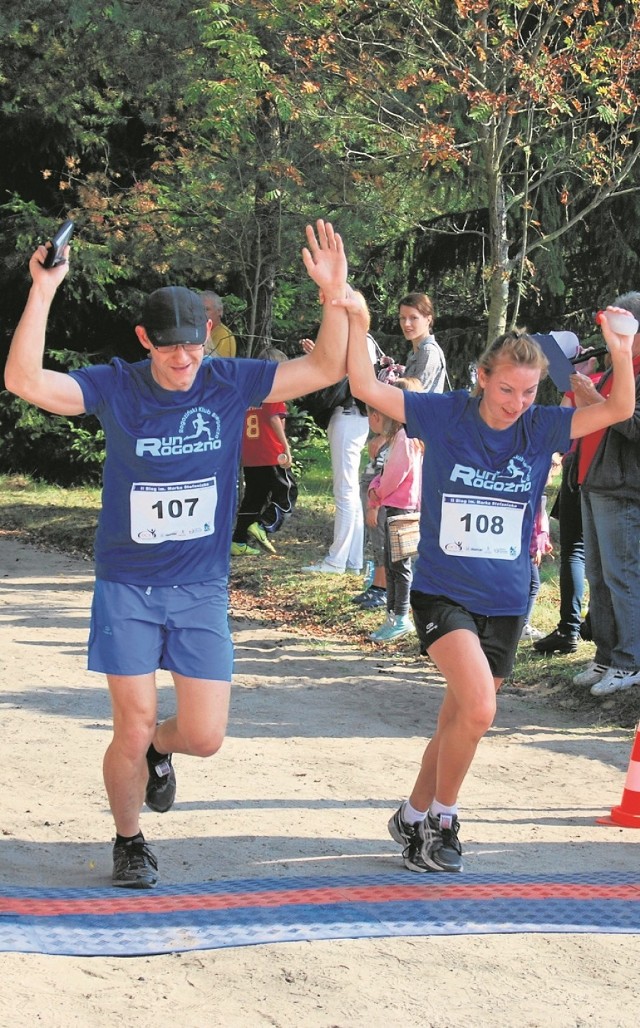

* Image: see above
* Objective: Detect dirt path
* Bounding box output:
[0,536,638,1027]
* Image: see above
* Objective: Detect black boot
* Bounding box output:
[533,628,578,654]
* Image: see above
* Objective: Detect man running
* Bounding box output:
[5,220,348,888]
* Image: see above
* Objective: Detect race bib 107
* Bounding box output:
[130,478,217,544]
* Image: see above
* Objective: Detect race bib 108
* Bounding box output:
[439,493,526,560]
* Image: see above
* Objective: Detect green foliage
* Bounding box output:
[0,395,105,485]
[285,403,327,480]
[1,1,640,484]
[0,346,106,485]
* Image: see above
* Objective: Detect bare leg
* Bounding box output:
[104,673,231,837]
[154,674,231,758]
[409,629,503,810]
[103,673,158,837]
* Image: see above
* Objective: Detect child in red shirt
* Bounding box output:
[231,347,298,556]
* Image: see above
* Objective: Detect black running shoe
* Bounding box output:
[360,588,387,610]
[388,804,415,847]
[145,747,176,813]
[112,837,158,889]
[404,812,463,873]
[533,628,578,655]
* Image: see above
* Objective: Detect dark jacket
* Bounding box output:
[581,366,640,499]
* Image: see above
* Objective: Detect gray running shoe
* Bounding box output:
[359,588,387,610]
[388,804,416,847]
[403,812,463,873]
[112,837,158,889]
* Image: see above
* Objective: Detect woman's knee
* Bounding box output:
[448,690,496,740]
[463,700,496,739]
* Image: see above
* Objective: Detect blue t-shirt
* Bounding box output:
[70,356,277,585]
[405,390,573,616]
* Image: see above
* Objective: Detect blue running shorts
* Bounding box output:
[88,579,234,680]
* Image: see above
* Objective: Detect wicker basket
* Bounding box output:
[387,512,420,561]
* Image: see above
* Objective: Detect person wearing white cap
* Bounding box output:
[4,219,350,889]
[571,293,640,697]
[533,345,603,656]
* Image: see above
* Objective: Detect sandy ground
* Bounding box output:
[0,535,639,1027]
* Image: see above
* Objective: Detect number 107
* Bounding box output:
[151,497,199,519]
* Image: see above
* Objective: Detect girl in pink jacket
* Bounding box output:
[367,378,424,642]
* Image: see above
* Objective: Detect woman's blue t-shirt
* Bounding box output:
[404,390,573,616]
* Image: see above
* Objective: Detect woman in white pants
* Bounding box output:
[315,398,371,572]
[301,295,376,574]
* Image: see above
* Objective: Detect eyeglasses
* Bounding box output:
[151,342,205,353]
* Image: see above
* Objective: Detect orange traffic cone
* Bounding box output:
[597,721,640,828]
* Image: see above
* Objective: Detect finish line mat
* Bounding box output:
[1,873,639,956]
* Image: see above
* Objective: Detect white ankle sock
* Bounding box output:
[403,799,427,824]
[430,800,458,819]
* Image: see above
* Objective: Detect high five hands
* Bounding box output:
[302,220,348,298]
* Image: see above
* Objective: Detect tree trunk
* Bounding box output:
[248,91,281,356]
[485,163,510,345]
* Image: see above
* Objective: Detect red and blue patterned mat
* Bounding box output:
[1,873,639,956]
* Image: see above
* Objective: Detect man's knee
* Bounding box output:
[111,718,156,759]
[181,722,227,758]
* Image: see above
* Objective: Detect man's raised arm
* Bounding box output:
[5,245,86,416]
[266,220,348,403]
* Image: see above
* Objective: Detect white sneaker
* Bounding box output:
[301,560,345,574]
[590,667,640,697]
[573,661,609,687]
[520,623,544,641]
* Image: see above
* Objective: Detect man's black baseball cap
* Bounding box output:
[142,286,208,346]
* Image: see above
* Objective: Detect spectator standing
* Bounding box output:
[398,292,447,392]
[367,378,423,643]
[533,356,602,655]
[351,408,389,609]
[202,290,237,358]
[572,293,640,697]
[231,347,298,557]
[301,294,376,575]
[520,489,553,641]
